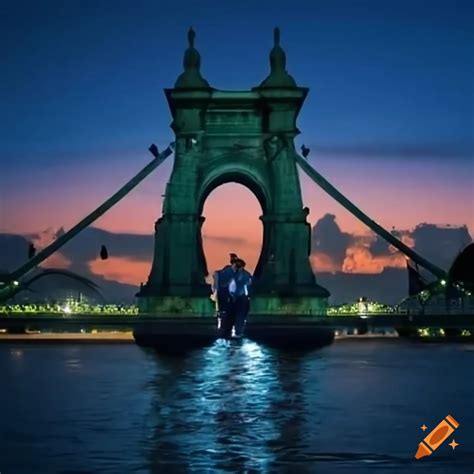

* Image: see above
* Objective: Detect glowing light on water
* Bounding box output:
[10,349,23,358]
[241,340,264,366]
[192,339,278,471]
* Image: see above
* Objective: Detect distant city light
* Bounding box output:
[13,281,19,286]
[0,302,139,316]
[440,279,447,286]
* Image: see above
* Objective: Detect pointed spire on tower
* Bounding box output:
[274,27,281,50]
[259,27,297,88]
[188,27,195,48]
[174,27,210,89]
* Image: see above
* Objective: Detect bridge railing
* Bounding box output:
[0,304,139,316]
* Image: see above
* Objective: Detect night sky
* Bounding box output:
[1,0,473,302]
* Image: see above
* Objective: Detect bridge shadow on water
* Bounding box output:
[133,320,336,356]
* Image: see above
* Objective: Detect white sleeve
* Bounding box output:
[228,278,236,294]
[212,271,218,291]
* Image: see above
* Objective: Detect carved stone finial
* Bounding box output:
[188,27,195,48]
[258,27,297,88]
[274,27,280,46]
[174,28,210,89]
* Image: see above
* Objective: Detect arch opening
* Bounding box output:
[198,171,269,216]
[200,182,264,280]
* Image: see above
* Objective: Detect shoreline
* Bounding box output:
[335,333,399,340]
[0,332,135,343]
[0,331,400,344]
[1,331,472,344]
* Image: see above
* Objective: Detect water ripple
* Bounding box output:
[0,340,473,473]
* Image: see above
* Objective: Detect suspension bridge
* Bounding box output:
[2,28,462,348]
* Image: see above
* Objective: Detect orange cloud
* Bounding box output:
[41,252,72,270]
[31,228,58,248]
[400,233,415,248]
[88,257,150,286]
[343,247,384,274]
[88,239,262,288]
[310,252,339,273]
[30,231,71,270]
[342,245,407,274]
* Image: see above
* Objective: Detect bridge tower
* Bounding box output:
[138,28,329,315]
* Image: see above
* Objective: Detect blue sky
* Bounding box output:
[2,0,472,160]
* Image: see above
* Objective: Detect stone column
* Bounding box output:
[257,135,326,296]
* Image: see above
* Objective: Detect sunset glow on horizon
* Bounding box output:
[13,164,471,289]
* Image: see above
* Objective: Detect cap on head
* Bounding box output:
[235,258,246,268]
[229,253,238,263]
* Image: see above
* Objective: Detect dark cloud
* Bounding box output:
[57,227,154,268]
[0,234,30,271]
[38,227,154,302]
[311,215,472,272]
[368,234,393,257]
[412,224,472,270]
[311,214,353,268]
[0,228,252,303]
[32,227,249,271]
[0,231,141,303]
[310,215,473,302]
[1,219,472,305]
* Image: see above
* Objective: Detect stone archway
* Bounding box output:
[197,171,269,283]
[137,28,329,315]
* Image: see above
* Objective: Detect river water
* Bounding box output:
[0,339,473,473]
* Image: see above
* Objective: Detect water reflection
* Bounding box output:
[144,339,313,472]
[266,352,314,473]
[10,348,24,359]
[62,346,84,372]
[2,341,472,473]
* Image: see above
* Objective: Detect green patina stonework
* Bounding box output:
[137,28,329,316]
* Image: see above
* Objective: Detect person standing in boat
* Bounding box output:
[213,253,239,334]
[228,258,252,338]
